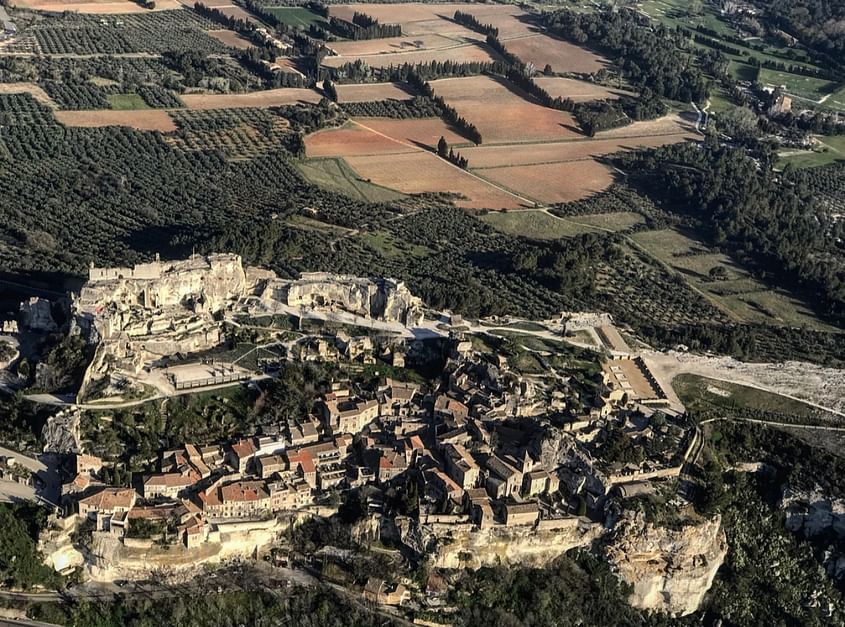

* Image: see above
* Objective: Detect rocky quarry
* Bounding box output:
[604,513,728,616]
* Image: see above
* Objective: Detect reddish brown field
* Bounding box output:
[55,109,177,132]
[476,159,615,205]
[595,113,699,138]
[305,124,417,157]
[344,151,527,210]
[533,77,632,102]
[461,133,693,168]
[334,82,415,103]
[503,34,608,74]
[217,5,262,25]
[355,117,466,149]
[17,0,181,11]
[328,33,476,57]
[430,75,581,143]
[457,4,537,38]
[179,88,322,110]
[208,29,253,50]
[322,42,501,69]
[329,4,522,36]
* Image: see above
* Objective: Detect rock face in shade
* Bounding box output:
[605,513,727,616]
[20,296,57,332]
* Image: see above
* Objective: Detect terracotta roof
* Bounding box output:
[78,487,135,511]
[144,471,197,488]
[231,439,257,458]
[220,480,269,503]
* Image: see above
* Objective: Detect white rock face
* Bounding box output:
[398,518,603,570]
[41,407,82,454]
[782,486,845,539]
[605,514,727,616]
[20,297,57,332]
[262,272,424,325]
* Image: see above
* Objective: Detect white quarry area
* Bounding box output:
[73,253,425,397]
[605,513,728,616]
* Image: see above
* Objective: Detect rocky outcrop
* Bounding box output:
[605,514,727,616]
[781,486,845,585]
[781,486,845,539]
[41,407,82,454]
[20,297,57,332]
[263,273,424,326]
[397,518,602,570]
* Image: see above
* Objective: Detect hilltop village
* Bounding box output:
[0,253,728,617]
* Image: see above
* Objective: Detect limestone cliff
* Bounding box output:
[605,514,727,616]
[262,273,424,326]
[396,518,602,570]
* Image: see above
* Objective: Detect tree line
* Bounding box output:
[327,14,401,40]
[407,70,482,144]
[453,10,498,37]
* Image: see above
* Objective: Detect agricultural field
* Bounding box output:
[533,77,631,102]
[778,135,845,169]
[107,93,149,110]
[343,151,526,210]
[459,130,693,168]
[327,33,474,57]
[823,84,845,110]
[167,108,292,159]
[630,228,837,331]
[215,5,263,25]
[501,34,608,74]
[322,42,501,70]
[356,229,432,259]
[0,83,56,109]
[296,157,405,203]
[54,108,177,131]
[264,6,327,28]
[11,9,230,55]
[475,159,615,205]
[333,82,414,103]
[14,0,183,13]
[208,29,254,50]
[305,122,416,157]
[328,3,522,36]
[480,210,599,239]
[179,88,322,110]
[429,75,581,143]
[353,117,465,149]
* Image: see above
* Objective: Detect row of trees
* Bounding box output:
[453,10,498,37]
[408,70,482,144]
[437,136,469,169]
[327,15,401,40]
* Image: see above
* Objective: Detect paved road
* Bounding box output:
[0,446,60,508]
